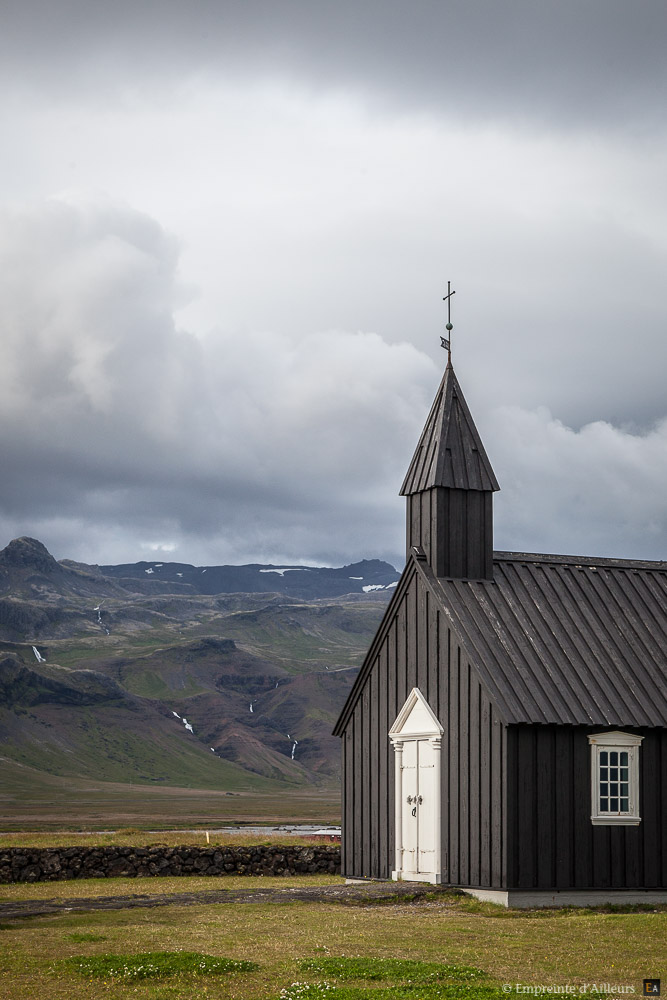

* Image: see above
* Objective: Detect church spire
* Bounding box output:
[400,364,499,580]
[401,364,499,495]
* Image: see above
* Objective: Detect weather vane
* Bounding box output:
[440,280,455,363]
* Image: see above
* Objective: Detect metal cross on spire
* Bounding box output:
[440,281,455,365]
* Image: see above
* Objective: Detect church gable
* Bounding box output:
[389,687,443,739]
[334,557,508,738]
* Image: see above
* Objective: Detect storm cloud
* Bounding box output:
[3,1,667,129]
[1,1,666,567]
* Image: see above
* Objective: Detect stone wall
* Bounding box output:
[0,844,341,883]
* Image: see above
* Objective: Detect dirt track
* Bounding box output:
[0,880,457,921]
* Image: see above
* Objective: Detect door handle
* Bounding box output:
[411,806,417,817]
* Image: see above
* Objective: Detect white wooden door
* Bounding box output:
[400,740,419,871]
[389,688,443,884]
[400,738,437,877]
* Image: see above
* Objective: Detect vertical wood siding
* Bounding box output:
[340,568,506,886]
[406,489,493,580]
[507,726,667,889]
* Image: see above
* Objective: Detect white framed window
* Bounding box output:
[588,731,643,826]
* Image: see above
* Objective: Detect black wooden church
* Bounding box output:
[333,357,667,907]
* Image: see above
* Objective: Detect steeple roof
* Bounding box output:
[400,363,500,496]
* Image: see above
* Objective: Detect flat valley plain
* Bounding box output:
[0,767,340,830]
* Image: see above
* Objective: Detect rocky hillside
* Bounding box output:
[0,537,394,806]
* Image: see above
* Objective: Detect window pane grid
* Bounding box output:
[589,734,642,825]
[598,748,632,815]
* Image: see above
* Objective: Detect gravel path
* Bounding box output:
[0,881,456,921]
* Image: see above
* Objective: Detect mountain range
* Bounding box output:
[0,537,397,825]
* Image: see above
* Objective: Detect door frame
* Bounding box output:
[389,687,443,884]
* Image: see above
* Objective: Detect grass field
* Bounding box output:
[0,875,664,1000]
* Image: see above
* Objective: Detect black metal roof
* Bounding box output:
[400,364,500,496]
[423,551,667,727]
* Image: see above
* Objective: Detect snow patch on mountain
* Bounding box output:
[259,567,309,576]
[172,710,193,734]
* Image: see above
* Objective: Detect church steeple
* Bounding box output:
[400,362,499,580]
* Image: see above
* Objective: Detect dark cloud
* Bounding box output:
[2,1,667,128]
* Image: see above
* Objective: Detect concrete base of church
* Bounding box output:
[461,887,667,908]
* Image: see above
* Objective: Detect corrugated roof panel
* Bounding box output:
[491,562,590,722]
[431,574,539,724]
[577,567,665,720]
[470,566,580,721]
[530,563,632,721]
[427,553,667,727]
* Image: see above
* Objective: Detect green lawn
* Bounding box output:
[0,877,664,1000]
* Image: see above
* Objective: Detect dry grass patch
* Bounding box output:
[0,830,338,849]
[0,873,343,902]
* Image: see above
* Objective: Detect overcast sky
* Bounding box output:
[1,0,666,570]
